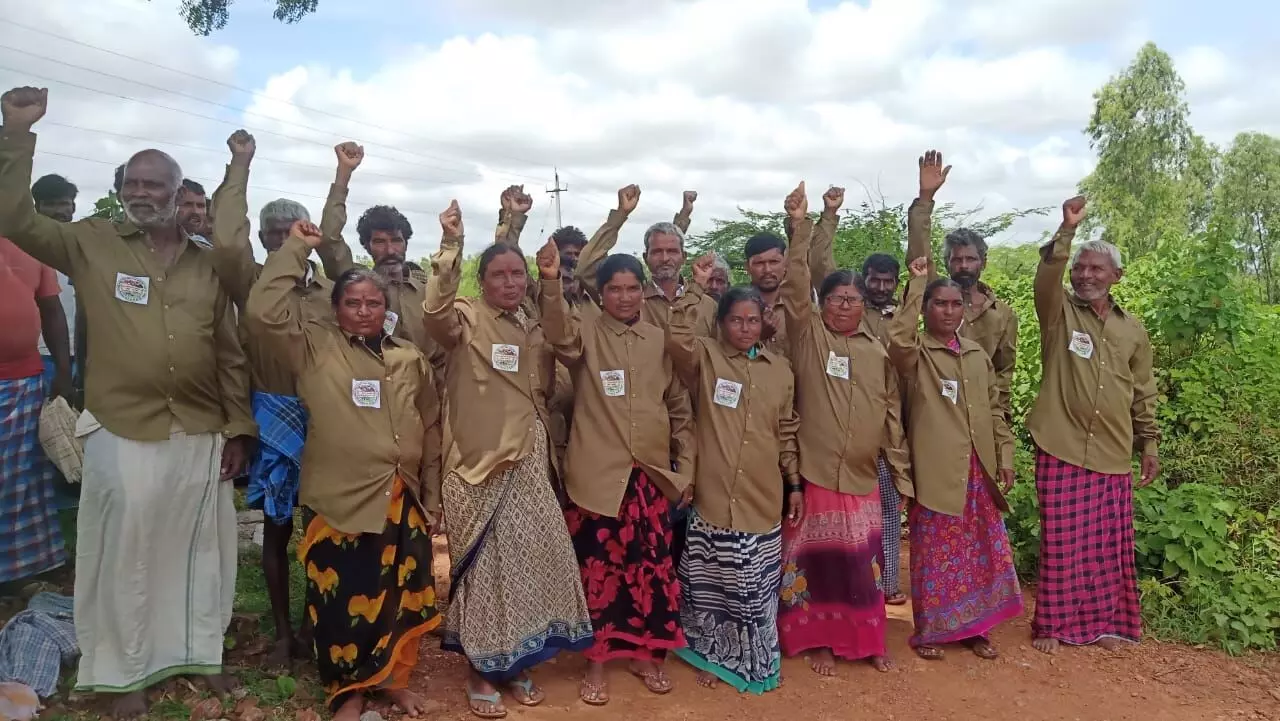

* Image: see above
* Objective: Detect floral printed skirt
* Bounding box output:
[564,466,685,662]
[299,476,440,710]
[777,480,887,660]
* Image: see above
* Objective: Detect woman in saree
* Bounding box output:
[887,256,1023,660]
[422,202,593,719]
[245,221,442,721]
[535,243,695,704]
[665,253,801,694]
[775,182,911,676]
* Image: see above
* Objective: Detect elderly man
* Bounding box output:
[706,254,730,300]
[904,151,1018,421]
[209,130,329,667]
[1028,195,1159,655]
[0,87,254,717]
[577,186,717,335]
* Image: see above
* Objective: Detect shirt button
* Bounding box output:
[394,434,400,441]
[166,396,173,402]
[1095,410,1100,415]
[1088,433,1094,438]
[164,304,170,310]
[169,366,175,372]
[384,491,391,497]
[385,376,392,381]
[168,334,175,340]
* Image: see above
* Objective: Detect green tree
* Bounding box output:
[1079,42,1218,258]
[1213,132,1280,303]
[170,0,318,35]
[90,190,123,222]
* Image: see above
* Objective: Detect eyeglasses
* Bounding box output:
[826,295,864,308]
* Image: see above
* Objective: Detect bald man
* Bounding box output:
[0,86,255,718]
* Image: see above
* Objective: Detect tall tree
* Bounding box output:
[90,190,124,222]
[169,0,318,35]
[1080,42,1218,258]
[1214,132,1280,303]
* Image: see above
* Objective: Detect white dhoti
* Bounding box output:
[73,422,237,693]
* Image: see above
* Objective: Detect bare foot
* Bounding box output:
[579,662,609,706]
[695,670,719,689]
[333,692,365,721]
[265,637,293,668]
[466,674,506,719]
[807,648,837,676]
[1096,637,1129,652]
[204,673,241,696]
[110,691,148,719]
[869,655,895,672]
[1032,637,1060,655]
[385,688,428,717]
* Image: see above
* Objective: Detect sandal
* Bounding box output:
[507,677,544,707]
[885,592,908,606]
[628,665,673,695]
[963,637,999,660]
[914,645,945,661]
[579,677,609,706]
[466,683,506,719]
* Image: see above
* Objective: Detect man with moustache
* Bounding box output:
[706,254,731,301]
[208,130,329,667]
[743,231,789,357]
[179,178,211,239]
[29,173,74,399]
[0,86,253,717]
[904,151,1018,421]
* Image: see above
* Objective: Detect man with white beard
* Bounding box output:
[0,86,254,719]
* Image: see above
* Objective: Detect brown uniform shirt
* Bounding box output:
[667,282,800,534]
[0,130,254,442]
[246,237,441,534]
[540,279,695,516]
[209,163,334,396]
[1028,225,1159,474]
[887,274,1015,517]
[905,198,1019,418]
[547,299,602,467]
[423,231,558,485]
[577,209,718,337]
[783,217,911,497]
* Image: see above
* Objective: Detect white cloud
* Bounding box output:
[0,0,1269,262]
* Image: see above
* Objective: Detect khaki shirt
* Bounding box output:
[782,217,911,497]
[578,209,718,337]
[245,237,441,534]
[667,282,800,534]
[423,230,558,485]
[541,279,695,516]
[0,130,254,442]
[905,198,1019,418]
[210,163,334,396]
[547,299,602,467]
[1028,224,1159,474]
[887,274,1015,517]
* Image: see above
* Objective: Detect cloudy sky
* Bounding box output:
[1,0,1273,260]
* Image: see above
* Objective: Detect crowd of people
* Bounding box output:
[0,85,1160,720]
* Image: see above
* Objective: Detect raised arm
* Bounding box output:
[245,224,321,374]
[809,185,842,290]
[1131,327,1161,486]
[535,239,585,367]
[883,357,914,499]
[886,258,929,377]
[578,184,639,300]
[422,200,467,350]
[780,182,815,357]
[907,149,950,281]
[315,142,363,280]
[0,87,82,273]
[416,357,443,518]
[1034,196,1086,325]
[666,254,714,381]
[495,184,531,252]
[209,129,261,309]
[673,190,697,235]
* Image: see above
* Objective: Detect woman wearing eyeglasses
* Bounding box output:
[775,183,913,677]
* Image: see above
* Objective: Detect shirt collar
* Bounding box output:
[600,312,652,339]
[1067,291,1129,318]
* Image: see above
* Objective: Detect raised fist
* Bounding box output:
[439,199,463,238]
[512,185,532,213]
[907,256,929,278]
[617,184,641,213]
[227,129,256,160]
[691,252,716,287]
[823,186,845,213]
[1062,195,1087,228]
[0,86,48,131]
[535,237,560,279]
[291,220,323,248]
[784,181,808,222]
[335,142,365,171]
[682,190,698,210]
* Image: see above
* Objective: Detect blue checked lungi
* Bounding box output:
[0,375,66,583]
[247,391,307,525]
[0,593,77,697]
[875,453,902,596]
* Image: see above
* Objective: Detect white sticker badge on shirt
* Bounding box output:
[491,343,520,373]
[713,378,743,409]
[351,379,381,409]
[941,379,959,405]
[383,310,399,336]
[1069,330,1095,360]
[114,273,150,305]
[825,351,850,380]
[600,369,626,397]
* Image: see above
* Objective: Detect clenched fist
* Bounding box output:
[617,184,641,214]
[784,181,808,222]
[1,86,48,131]
[1062,195,1087,228]
[290,220,323,248]
[228,129,256,163]
[335,142,365,171]
[823,186,845,213]
[439,199,463,238]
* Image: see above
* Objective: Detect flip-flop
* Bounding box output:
[466,683,507,719]
[628,666,673,695]
[964,637,1000,659]
[508,677,545,707]
[579,677,609,706]
[885,592,908,606]
[914,645,945,661]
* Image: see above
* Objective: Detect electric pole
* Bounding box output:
[546,167,568,229]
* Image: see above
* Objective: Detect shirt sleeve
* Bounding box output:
[35,263,60,298]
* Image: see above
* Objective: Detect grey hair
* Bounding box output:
[1070,239,1124,271]
[642,221,685,252]
[260,198,311,227]
[711,253,730,273]
[944,227,988,262]
[124,149,183,192]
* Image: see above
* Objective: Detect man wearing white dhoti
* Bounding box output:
[0,86,256,719]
